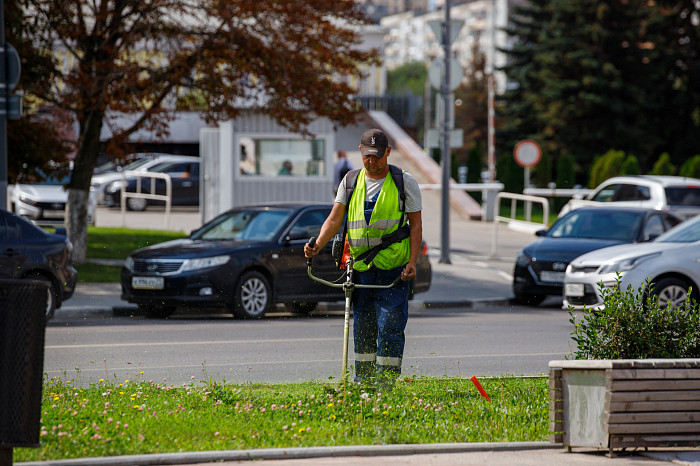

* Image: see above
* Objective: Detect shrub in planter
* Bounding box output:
[568,276,700,359]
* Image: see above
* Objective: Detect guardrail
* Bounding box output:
[119,171,172,229]
[419,182,504,221]
[490,192,549,258]
[523,187,593,199]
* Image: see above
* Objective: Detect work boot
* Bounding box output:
[354,360,376,385]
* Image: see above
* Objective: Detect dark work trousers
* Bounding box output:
[352,265,409,381]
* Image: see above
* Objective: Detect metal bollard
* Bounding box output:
[0,280,48,466]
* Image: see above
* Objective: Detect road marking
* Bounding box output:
[46,333,517,350]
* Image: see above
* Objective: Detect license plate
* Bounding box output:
[42,210,65,218]
[132,276,164,290]
[565,283,585,297]
[540,271,565,283]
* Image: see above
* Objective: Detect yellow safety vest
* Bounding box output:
[347,168,410,271]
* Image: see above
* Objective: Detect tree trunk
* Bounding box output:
[66,189,90,264]
[66,110,105,265]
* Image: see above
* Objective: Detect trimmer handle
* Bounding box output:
[306,237,316,267]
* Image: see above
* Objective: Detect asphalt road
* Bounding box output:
[44,299,575,387]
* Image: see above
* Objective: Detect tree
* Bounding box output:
[499,0,700,179]
[620,155,641,176]
[455,39,488,154]
[18,0,377,262]
[589,149,625,188]
[4,0,73,183]
[650,152,677,176]
[387,62,427,96]
[680,155,700,178]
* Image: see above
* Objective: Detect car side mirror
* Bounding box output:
[643,234,659,242]
[535,229,547,237]
[285,231,308,242]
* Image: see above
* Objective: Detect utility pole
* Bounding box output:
[439,0,451,264]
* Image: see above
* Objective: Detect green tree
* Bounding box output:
[554,152,576,211]
[18,0,377,262]
[534,150,552,188]
[499,0,700,179]
[387,62,427,96]
[649,152,677,175]
[679,155,700,178]
[620,155,641,175]
[589,149,625,187]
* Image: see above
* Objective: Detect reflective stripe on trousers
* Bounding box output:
[352,265,408,378]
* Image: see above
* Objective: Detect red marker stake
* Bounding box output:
[470,376,490,401]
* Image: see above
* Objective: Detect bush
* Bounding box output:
[588,149,625,188]
[569,277,700,359]
[649,152,677,176]
[679,155,700,178]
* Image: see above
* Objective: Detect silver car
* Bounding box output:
[563,215,700,311]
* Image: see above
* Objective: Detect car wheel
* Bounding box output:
[232,271,271,319]
[652,277,693,310]
[284,302,318,315]
[127,197,148,211]
[104,194,116,207]
[139,304,176,318]
[513,293,547,306]
[27,273,57,321]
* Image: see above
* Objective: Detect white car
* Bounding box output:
[10,173,96,225]
[564,215,700,311]
[559,175,700,220]
[90,154,196,205]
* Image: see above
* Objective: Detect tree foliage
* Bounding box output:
[499,0,700,181]
[386,62,427,96]
[649,152,677,176]
[17,0,377,261]
[680,155,700,178]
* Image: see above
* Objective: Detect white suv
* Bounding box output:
[559,175,700,220]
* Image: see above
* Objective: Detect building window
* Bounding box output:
[239,137,326,177]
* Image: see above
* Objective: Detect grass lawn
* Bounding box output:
[15,375,548,462]
[76,227,188,282]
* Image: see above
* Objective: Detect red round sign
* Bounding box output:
[513,140,541,168]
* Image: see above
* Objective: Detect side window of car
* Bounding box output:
[592,185,617,202]
[642,215,665,241]
[288,210,329,240]
[662,214,682,229]
[635,186,651,200]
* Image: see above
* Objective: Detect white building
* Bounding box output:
[381,0,512,92]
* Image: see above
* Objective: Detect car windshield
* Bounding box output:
[192,209,292,241]
[122,157,154,171]
[548,210,642,241]
[665,187,700,207]
[656,216,700,243]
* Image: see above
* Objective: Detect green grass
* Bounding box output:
[76,227,188,282]
[86,226,187,259]
[15,375,548,462]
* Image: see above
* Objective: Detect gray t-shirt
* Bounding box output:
[334,170,422,212]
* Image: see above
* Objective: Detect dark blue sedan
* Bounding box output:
[121,203,432,318]
[512,206,682,305]
[0,209,77,319]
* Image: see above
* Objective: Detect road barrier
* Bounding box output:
[120,171,172,229]
[419,182,504,221]
[490,192,549,258]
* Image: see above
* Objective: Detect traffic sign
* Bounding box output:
[513,140,541,168]
[428,59,463,91]
[5,43,21,91]
[427,19,465,46]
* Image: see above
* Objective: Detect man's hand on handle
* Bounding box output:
[401,262,416,281]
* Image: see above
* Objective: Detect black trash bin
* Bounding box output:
[0,279,48,465]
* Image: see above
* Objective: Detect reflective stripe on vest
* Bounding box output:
[347,168,410,271]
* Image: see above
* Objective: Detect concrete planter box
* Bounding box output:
[549,359,700,456]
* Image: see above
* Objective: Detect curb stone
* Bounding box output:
[16,441,557,466]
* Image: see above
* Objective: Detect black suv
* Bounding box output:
[0,209,77,319]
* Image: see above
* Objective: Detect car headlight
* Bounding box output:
[105,182,121,193]
[181,255,230,272]
[599,253,661,274]
[124,256,133,271]
[19,195,36,206]
[516,250,533,266]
